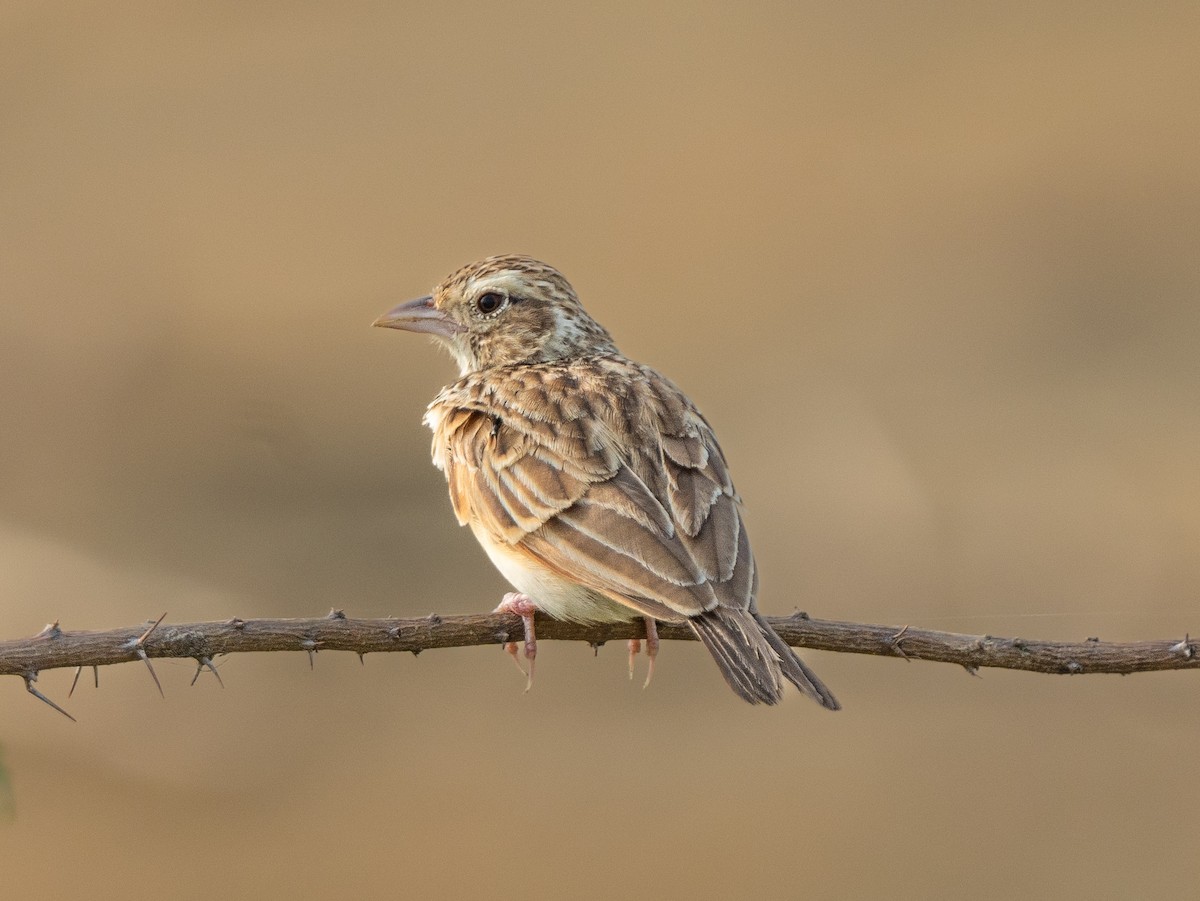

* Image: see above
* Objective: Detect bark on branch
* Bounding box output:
[3,610,1197,719]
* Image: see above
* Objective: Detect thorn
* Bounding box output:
[135,648,165,698]
[789,609,811,621]
[137,612,168,645]
[327,608,346,620]
[24,673,76,722]
[962,664,981,678]
[300,639,317,669]
[358,652,366,666]
[191,656,224,688]
[66,664,101,697]
[1064,661,1083,674]
[300,638,319,667]
[426,613,443,626]
[1170,634,1194,659]
[202,656,224,688]
[411,648,421,657]
[35,621,62,639]
[588,641,605,657]
[888,624,911,660]
[124,611,167,697]
[1086,636,1100,643]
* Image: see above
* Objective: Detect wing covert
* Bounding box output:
[430,359,757,620]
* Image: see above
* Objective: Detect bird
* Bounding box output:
[373,254,839,707]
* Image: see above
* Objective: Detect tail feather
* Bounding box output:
[689,610,782,704]
[689,609,840,709]
[754,613,841,711]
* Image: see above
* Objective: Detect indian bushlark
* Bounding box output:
[375,255,838,707]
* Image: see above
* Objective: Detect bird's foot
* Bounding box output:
[494,592,538,691]
[627,617,660,689]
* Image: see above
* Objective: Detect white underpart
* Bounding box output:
[444,334,475,377]
[422,404,447,469]
[471,522,634,623]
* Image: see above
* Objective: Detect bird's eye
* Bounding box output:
[475,292,504,315]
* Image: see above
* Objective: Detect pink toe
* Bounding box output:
[494,592,539,617]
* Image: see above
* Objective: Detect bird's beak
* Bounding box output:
[372,295,464,339]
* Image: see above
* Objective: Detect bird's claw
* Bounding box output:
[628,617,659,689]
[495,592,538,691]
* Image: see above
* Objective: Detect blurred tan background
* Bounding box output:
[2,2,1198,897]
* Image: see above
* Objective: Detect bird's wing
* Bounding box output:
[432,362,755,621]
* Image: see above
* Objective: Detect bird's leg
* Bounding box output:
[642,617,659,689]
[494,592,538,691]
[628,617,660,689]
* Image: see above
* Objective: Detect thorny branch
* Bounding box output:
[2,610,1196,719]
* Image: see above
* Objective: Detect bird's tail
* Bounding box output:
[753,613,840,710]
[689,609,840,709]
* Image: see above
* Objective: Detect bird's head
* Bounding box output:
[374,255,618,375]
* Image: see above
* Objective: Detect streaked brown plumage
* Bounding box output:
[374,255,839,707]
